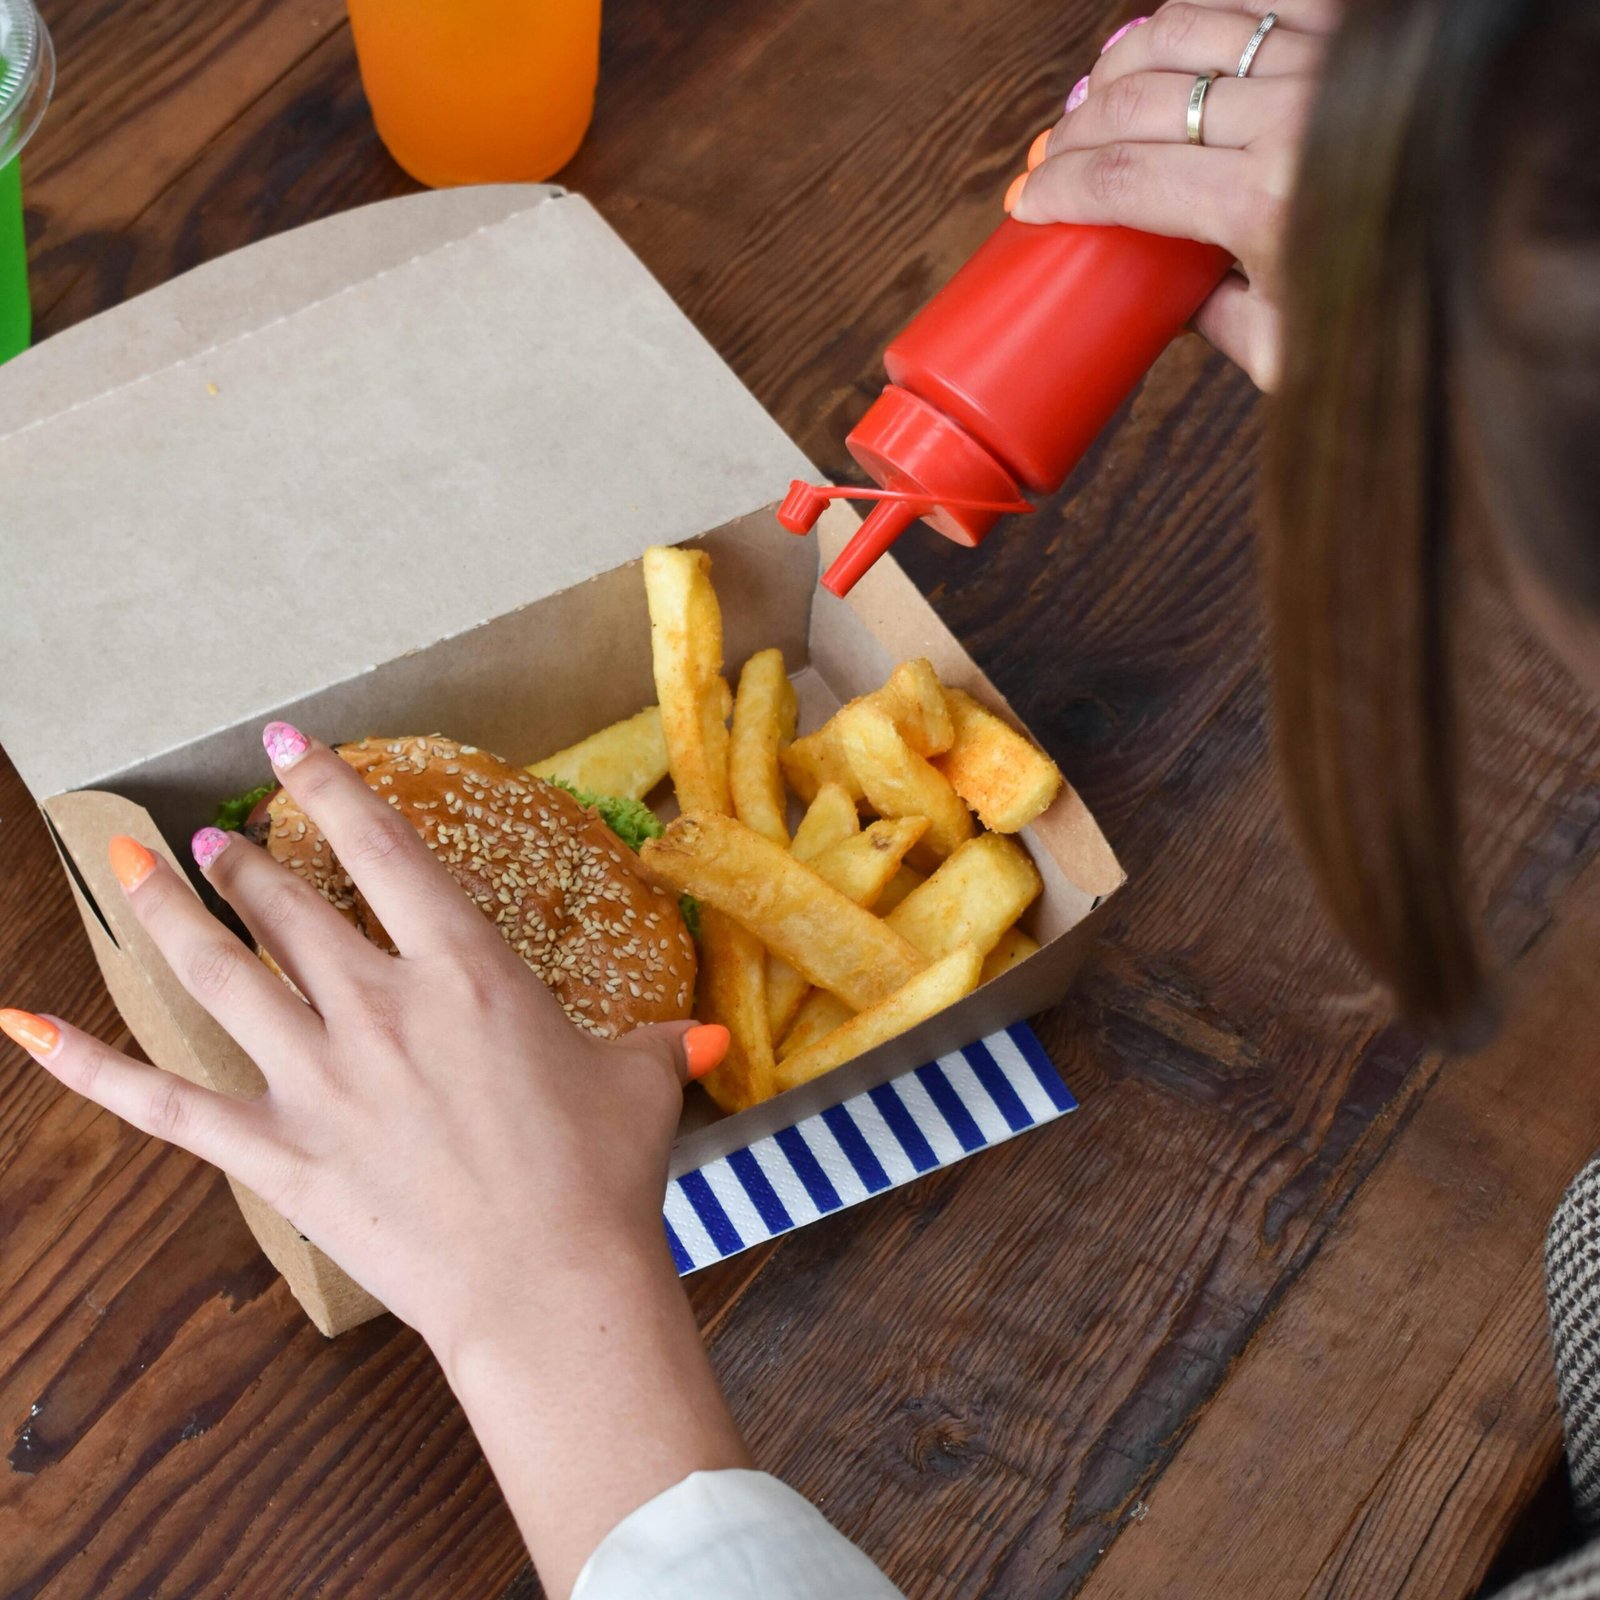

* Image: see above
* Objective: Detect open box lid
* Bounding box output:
[0,185,816,803]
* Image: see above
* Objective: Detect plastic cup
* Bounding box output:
[346,0,602,189]
[0,0,53,365]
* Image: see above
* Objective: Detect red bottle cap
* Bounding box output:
[781,385,1033,597]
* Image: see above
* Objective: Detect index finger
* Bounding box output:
[261,722,489,956]
[1013,142,1253,246]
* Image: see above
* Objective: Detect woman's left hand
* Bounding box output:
[1010,2,1337,390]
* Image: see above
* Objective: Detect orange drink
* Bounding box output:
[347,0,601,188]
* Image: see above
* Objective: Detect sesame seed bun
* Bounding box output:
[260,735,696,1037]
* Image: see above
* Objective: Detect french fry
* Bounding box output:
[527,705,668,801]
[835,701,974,863]
[873,864,924,916]
[695,907,776,1114]
[778,659,955,804]
[779,728,860,807]
[643,546,731,816]
[729,648,797,846]
[639,813,925,1011]
[878,658,956,756]
[774,945,984,1090]
[778,989,853,1061]
[789,782,859,862]
[886,832,1042,960]
[979,926,1041,984]
[764,817,928,1038]
[932,688,1063,833]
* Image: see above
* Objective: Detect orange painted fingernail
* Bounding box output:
[1003,173,1028,214]
[684,1023,730,1080]
[0,1009,61,1059]
[108,835,157,892]
[1028,128,1052,171]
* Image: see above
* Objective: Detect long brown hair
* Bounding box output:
[1265,0,1600,1042]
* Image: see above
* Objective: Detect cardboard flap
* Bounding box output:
[43,791,268,1101]
[0,189,813,803]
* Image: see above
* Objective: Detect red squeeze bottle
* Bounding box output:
[779,217,1232,596]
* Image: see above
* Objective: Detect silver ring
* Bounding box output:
[1235,11,1278,76]
[1186,72,1217,145]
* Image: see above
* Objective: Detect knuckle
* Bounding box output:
[347,817,412,869]
[254,884,303,938]
[1152,2,1202,55]
[145,1077,189,1139]
[1086,142,1139,209]
[291,759,341,807]
[1099,74,1148,137]
[187,939,247,1001]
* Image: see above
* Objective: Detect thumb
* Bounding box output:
[624,1020,731,1088]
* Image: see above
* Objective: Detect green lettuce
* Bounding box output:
[212,783,277,833]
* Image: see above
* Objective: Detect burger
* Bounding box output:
[221,734,696,1037]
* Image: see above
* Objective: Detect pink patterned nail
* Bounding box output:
[1100,15,1150,52]
[191,827,233,871]
[263,721,309,770]
[1065,74,1090,113]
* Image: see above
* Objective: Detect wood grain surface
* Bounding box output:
[4,1,1598,1597]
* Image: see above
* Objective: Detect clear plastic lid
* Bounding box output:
[0,0,54,166]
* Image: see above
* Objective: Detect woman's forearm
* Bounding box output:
[431,1236,751,1599]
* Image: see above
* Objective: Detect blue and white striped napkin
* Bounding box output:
[664,1022,1076,1274]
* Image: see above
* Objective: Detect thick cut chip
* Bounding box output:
[643,546,731,817]
[695,907,776,1114]
[979,926,1041,983]
[932,688,1063,832]
[729,648,798,846]
[774,945,984,1090]
[886,832,1042,960]
[778,659,955,804]
[873,864,924,916]
[778,989,853,1061]
[527,705,668,801]
[789,782,859,863]
[764,816,927,1038]
[835,702,974,862]
[639,813,925,1011]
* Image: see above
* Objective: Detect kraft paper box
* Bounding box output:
[0,186,1123,1335]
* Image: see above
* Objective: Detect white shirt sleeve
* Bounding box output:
[572,1469,907,1600]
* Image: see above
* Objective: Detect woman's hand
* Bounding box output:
[1009,2,1336,390]
[0,721,742,1597]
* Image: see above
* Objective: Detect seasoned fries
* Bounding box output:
[643,546,731,816]
[790,782,859,862]
[528,705,668,800]
[764,817,927,1038]
[774,945,984,1091]
[729,648,797,845]
[874,864,924,916]
[980,926,1041,984]
[695,908,776,1113]
[933,688,1063,832]
[778,989,853,1061]
[779,658,954,804]
[834,702,974,862]
[565,551,1083,1110]
[640,813,925,1011]
[887,832,1042,959]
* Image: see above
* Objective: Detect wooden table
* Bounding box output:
[4,2,1599,1595]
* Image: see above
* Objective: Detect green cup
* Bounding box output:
[0,0,54,365]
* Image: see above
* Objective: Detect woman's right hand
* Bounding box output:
[1010,1,1338,390]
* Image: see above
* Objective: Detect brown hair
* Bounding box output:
[1265,0,1600,1042]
